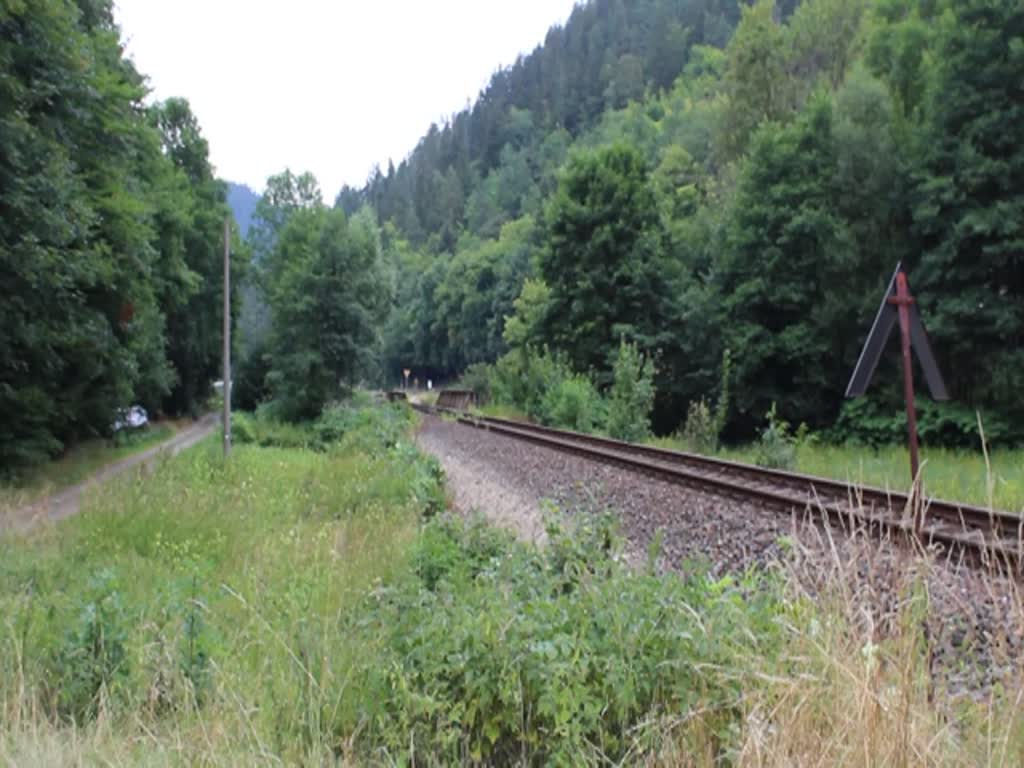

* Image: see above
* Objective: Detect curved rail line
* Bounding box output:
[416,404,1023,567]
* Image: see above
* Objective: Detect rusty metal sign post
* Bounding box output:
[845,263,949,532]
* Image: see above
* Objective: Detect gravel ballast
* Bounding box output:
[418,414,792,573]
[415,413,1024,696]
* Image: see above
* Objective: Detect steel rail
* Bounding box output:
[417,404,1023,567]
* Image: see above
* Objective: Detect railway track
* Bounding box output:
[415,404,1024,568]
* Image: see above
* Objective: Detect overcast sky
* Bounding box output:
[114,1,579,199]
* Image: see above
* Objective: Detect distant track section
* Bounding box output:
[414,403,1023,568]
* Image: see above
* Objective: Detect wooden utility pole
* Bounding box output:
[223,217,232,458]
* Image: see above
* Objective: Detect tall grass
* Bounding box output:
[727,529,1024,767]
[647,436,1024,512]
[0,406,437,764]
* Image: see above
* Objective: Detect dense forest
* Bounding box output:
[0,0,244,470]
[316,0,1023,444]
[3,0,1022,470]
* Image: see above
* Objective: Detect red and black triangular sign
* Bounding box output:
[845,263,949,401]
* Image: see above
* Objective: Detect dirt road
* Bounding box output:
[2,414,219,534]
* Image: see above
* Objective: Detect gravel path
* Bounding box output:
[415,413,1024,696]
[2,413,219,534]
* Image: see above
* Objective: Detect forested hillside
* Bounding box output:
[328,0,1023,442]
[0,1,243,470]
[4,0,1020,470]
[227,183,260,237]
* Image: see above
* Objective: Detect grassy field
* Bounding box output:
[0,402,441,763]
[0,424,175,513]
[650,436,1024,512]
[476,402,531,422]
[735,441,1024,512]
[2,400,1023,764]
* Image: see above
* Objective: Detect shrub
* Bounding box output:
[540,373,604,432]
[460,362,493,402]
[111,424,152,448]
[830,397,1020,449]
[489,347,609,432]
[51,570,129,723]
[490,347,571,420]
[344,515,785,764]
[230,412,256,445]
[681,398,718,453]
[605,340,655,442]
[233,397,416,454]
[679,349,731,454]
[754,403,796,470]
[233,335,271,412]
[231,411,311,450]
[413,515,514,590]
[315,402,414,455]
[392,441,447,519]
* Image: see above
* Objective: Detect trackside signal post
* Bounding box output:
[845,263,949,531]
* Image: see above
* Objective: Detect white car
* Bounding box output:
[113,405,149,432]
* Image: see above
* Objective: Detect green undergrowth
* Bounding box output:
[232,393,415,455]
[0,401,446,763]
[476,402,532,422]
[344,514,787,764]
[1,401,1023,764]
[0,396,797,764]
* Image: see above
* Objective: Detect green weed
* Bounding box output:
[753,403,797,470]
[605,339,656,442]
[343,514,786,764]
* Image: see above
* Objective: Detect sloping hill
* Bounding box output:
[227,182,260,237]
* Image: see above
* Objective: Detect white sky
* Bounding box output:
[114,1,579,199]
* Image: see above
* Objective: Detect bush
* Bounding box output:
[754,403,797,470]
[111,424,151,448]
[233,336,271,412]
[460,362,493,402]
[679,349,731,454]
[229,410,312,450]
[51,570,129,723]
[830,397,1020,449]
[233,396,416,455]
[230,412,255,445]
[681,398,719,453]
[314,401,415,455]
[605,340,655,442]
[344,515,785,764]
[490,347,571,420]
[489,347,610,433]
[384,439,447,520]
[540,373,604,432]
